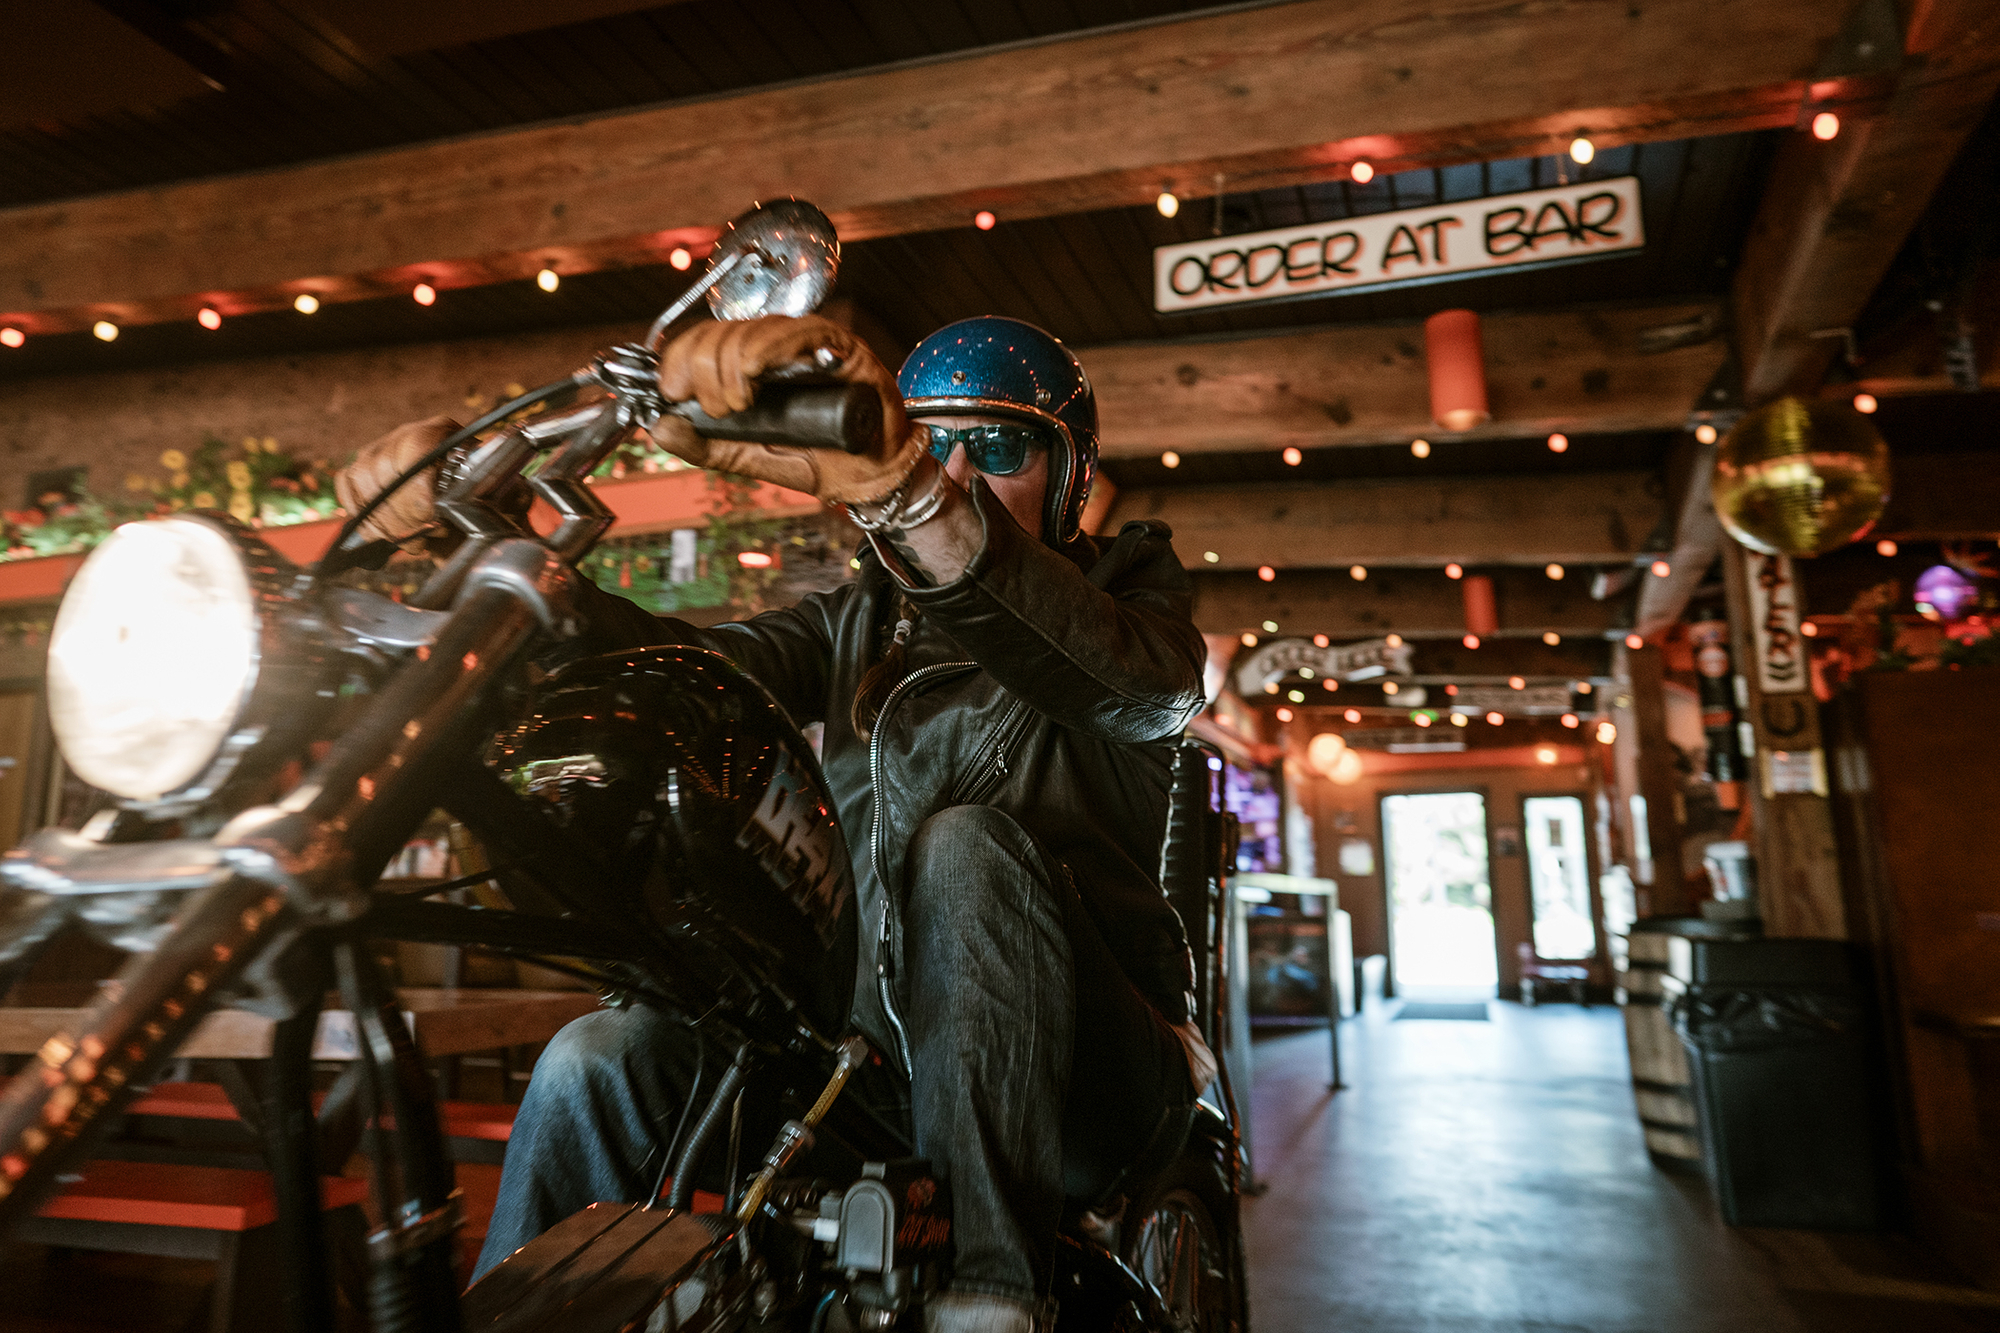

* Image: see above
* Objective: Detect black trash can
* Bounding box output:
[1667,937,1884,1229]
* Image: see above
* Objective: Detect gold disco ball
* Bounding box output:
[1711,396,1891,557]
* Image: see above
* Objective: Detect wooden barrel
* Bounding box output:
[1619,928,1703,1171]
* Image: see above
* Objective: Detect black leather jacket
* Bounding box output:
[571,481,1209,1062]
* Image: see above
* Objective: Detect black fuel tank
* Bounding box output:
[491,646,856,1043]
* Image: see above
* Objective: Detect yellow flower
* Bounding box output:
[228,493,255,524]
[171,471,190,489]
[160,449,186,470]
[226,460,251,488]
[192,491,217,509]
[124,473,146,492]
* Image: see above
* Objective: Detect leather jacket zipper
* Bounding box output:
[868,660,975,1075]
[954,697,1033,806]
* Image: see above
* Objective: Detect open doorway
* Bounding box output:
[1381,791,1496,995]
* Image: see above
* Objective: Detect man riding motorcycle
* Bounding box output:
[339,313,1216,1333]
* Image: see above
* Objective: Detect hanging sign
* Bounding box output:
[1234,636,1412,696]
[1154,176,1645,313]
[1744,551,1807,695]
[1447,685,1574,715]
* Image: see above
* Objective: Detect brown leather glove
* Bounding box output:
[333,414,460,544]
[650,315,925,505]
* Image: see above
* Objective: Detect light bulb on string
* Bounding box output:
[1411,439,1431,458]
[1853,393,1877,414]
[1351,161,1374,184]
[1262,620,1279,633]
[1812,112,1840,141]
[197,308,222,330]
[1203,551,1219,563]
[1547,433,1569,453]
[1625,634,1645,650]
[1876,539,1898,557]
[1258,566,1276,582]
[1161,451,1180,469]
[1156,192,1180,218]
[1543,631,1561,646]
[1344,709,1361,723]
[1651,560,1672,578]
[413,283,437,306]
[670,248,693,271]
[1282,447,1302,466]
[1445,563,1463,580]
[1349,565,1367,581]
[1695,423,1718,444]
[974,211,997,231]
[293,293,319,314]
[1462,634,1480,649]
[1569,135,1595,164]
[1,328,24,348]
[92,321,118,342]
[1546,563,1564,580]
[537,268,560,292]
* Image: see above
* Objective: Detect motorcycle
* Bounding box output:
[0,200,1249,1333]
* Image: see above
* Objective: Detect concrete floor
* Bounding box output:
[1241,1001,2000,1333]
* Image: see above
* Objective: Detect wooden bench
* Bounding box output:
[127,1080,518,1163]
[19,1160,367,1333]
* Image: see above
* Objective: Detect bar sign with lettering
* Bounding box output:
[1153,176,1645,313]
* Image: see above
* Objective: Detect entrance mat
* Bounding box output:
[1394,1002,1490,1021]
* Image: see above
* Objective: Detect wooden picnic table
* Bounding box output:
[0,985,603,1060]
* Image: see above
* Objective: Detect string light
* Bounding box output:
[1486,711,1504,725]
[1569,135,1595,164]
[413,283,437,306]
[1383,681,1399,696]
[1812,112,1840,141]
[1650,560,1671,577]
[670,248,693,271]
[1509,676,1526,690]
[1853,392,1878,414]
[1876,539,1898,557]
[1625,634,1645,650]
[1259,566,1276,582]
[1445,563,1463,579]
[1561,713,1580,728]
[1385,633,1403,647]
[1411,439,1431,458]
[1241,632,1258,647]
[1543,631,1561,646]
[1349,565,1367,580]
[1695,423,1718,444]
[737,551,773,568]
[1546,563,1564,580]
[1264,682,1279,694]
[1162,451,1181,468]
[1462,634,1480,649]
[0,329,21,348]
[197,308,222,330]
[1595,720,1617,744]
[1283,447,1303,466]
[1288,690,1305,703]
[1262,620,1279,632]
[1351,161,1374,184]
[1547,433,1569,453]
[1576,681,1593,694]
[1156,192,1180,218]
[1344,708,1361,723]
[1801,621,1819,638]
[537,268,560,292]
[92,321,118,342]
[1413,713,1432,728]
[1323,679,1339,691]
[974,210,997,231]
[1536,746,1559,764]
[293,293,320,314]
[1313,634,1330,648]
[1276,707,1293,721]
[1203,550,1219,563]
[1451,713,1468,727]
[1300,667,1314,677]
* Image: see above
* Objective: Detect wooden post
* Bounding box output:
[1720,540,1847,938]
[1620,641,1693,917]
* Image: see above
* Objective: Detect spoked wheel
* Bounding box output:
[1122,1174,1240,1333]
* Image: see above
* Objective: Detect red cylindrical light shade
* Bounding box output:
[1461,574,1498,638]
[1425,309,1490,431]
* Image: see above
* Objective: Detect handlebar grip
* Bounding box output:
[671,382,880,455]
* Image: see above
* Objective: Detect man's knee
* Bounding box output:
[903,805,1067,963]
[907,804,1031,874]
[525,1007,665,1102]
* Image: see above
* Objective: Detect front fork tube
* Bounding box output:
[337,938,463,1333]
[262,942,338,1333]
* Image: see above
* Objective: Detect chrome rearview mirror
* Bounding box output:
[646,199,840,347]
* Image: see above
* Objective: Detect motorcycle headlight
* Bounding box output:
[47,516,312,805]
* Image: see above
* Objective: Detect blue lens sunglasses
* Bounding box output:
[924,423,1046,476]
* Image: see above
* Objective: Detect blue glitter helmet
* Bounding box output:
[897,317,1098,544]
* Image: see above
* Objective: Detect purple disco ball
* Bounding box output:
[1914,564,1979,622]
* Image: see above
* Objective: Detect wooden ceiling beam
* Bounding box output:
[1734,0,2000,402]
[1109,471,1663,571]
[1193,567,1624,640]
[0,0,1867,334]
[1086,302,1723,456]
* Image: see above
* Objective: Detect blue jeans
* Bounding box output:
[475,806,1191,1302]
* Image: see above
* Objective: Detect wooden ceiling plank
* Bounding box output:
[0,0,1862,332]
[1193,567,1623,639]
[1733,0,2000,402]
[1108,471,1663,571]
[1083,301,1727,457]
